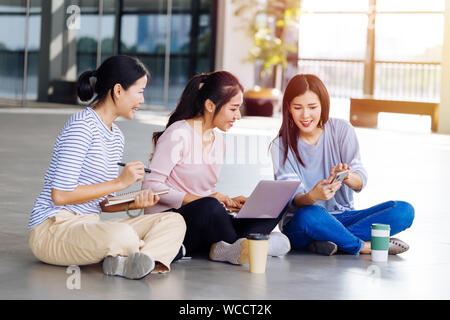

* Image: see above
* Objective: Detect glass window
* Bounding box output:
[375,14,444,62]
[121,0,215,109]
[199,0,212,11]
[122,0,167,12]
[376,0,445,12]
[167,0,192,108]
[173,0,193,11]
[167,0,215,108]
[77,14,100,73]
[0,0,27,13]
[100,0,117,60]
[0,16,27,50]
[77,1,116,75]
[121,1,167,107]
[26,1,41,100]
[100,14,116,61]
[168,13,192,107]
[0,1,27,99]
[170,14,191,54]
[0,0,215,108]
[121,14,167,106]
[197,14,211,56]
[122,14,168,54]
[302,0,369,12]
[299,14,368,60]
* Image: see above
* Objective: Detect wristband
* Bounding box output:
[126,202,144,218]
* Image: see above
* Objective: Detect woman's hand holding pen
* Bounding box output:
[117,161,146,189]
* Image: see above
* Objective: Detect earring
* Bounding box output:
[289,118,293,128]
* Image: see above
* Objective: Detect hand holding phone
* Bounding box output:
[331,170,349,184]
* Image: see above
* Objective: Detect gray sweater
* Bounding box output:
[271,118,368,231]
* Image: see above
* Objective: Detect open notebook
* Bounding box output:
[104,189,169,206]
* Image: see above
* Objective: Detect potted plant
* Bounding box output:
[233,0,302,117]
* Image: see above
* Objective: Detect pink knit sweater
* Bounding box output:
[142,120,225,214]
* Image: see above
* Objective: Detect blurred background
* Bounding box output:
[0,0,449,133]
[1,1,450,299]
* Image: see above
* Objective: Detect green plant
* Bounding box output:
[233,0,302,79]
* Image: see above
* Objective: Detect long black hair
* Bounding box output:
[152,71,244,145]
[77,55,150,105]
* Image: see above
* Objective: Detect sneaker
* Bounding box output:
[268,232,291,257]
[209,238,249,265]
[307,240,338,256]
[173,244,186,262]
[389,238,409,255]
[102,252,155,280]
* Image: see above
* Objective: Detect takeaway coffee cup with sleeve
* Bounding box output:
[247,233,270,273]
[371,224,390,262]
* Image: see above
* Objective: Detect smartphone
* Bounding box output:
[331,170,349,184]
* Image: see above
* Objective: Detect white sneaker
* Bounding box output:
[268,232,291,257]
[102,252,155,280]
[209,238,249,265]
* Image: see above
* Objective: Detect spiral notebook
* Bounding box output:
[104,189,169,206]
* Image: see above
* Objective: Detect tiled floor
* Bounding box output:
[1,107,449,299]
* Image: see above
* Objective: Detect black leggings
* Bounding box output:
[171,197,281,255]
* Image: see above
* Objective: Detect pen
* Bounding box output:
[117,162,152,173]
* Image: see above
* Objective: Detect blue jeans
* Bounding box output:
[282,201,414,255]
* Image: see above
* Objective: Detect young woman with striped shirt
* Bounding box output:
[28,55,186,280]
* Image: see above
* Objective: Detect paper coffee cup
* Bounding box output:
[247,233,270,273]
[371,223,390,262]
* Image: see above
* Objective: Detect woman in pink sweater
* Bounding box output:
[142,71,290,264]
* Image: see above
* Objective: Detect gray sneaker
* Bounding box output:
[102,252,155,280]
[209,238,249,265]
[307,241,338,256]
[388,238,409,255]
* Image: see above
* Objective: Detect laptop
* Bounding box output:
[231,180,301,219]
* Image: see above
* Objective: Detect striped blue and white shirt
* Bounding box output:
[28,107,124,229]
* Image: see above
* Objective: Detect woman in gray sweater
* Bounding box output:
[271,74,414,256]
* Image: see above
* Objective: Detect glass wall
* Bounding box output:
[0,0,216,109]
[374,1,444,100]
[121,0,215,108]
[77,0,116,74]
[297,0,445,101]
[0,0,40,100]
[121,0,169,107]
[298,0,368,97]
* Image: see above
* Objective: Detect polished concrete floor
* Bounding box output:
[1,107,450,300]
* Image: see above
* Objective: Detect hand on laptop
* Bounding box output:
[210,192,236,209]
[210,192,247,213]
[224,196,247,213]
[231,196,247,209]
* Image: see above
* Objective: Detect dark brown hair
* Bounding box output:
[276,74,330,167]
[77,55,150,105]
[152,71,244,145]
